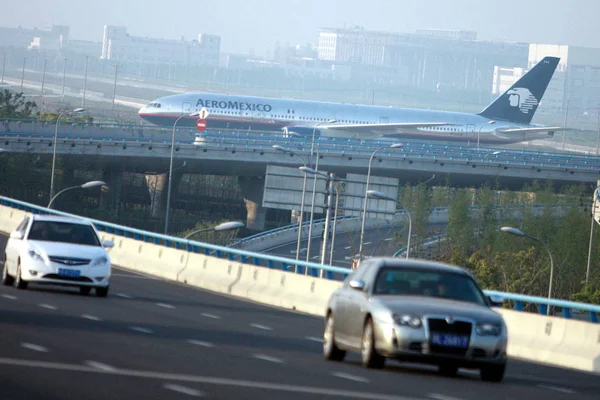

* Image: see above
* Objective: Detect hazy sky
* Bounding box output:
[2,0,599,55]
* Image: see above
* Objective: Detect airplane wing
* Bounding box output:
[318,122,451,135]
[496,126,563,134]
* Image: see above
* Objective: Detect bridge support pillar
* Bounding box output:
[238,176,266,231]
[100,168,123,219]
[145,171,184,221]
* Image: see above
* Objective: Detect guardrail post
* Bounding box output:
[538,304,548,315]
[282,262,289,271]
[253,257,261,266]
[590,312,598,323]
[326,271,334,279]
[241,255,247,264]
[310,267,318,277]
[267,260,275,269]
[296,265,304,274]
[514,300,524,311]
[227,252,234,261]
[561,307,572,319]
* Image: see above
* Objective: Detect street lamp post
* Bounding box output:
[477,120,496,149]
[586,183,600,284]
[300,167,346,270]
[164,111,200,234]
[184,221,244,240]
[272,144,308,264]
[48,180,106,209]
[358,143,404,260]
[367,190,412,259]
[304,120,335,263]
[50,108,86,200]
[500,226,555,315]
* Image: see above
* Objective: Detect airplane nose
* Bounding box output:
[138,106,146,116]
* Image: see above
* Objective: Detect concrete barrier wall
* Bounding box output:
[498,309,600,373]
[0,204,597,374]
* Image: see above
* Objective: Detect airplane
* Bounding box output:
[137,56,563,145]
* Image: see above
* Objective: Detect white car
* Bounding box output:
[2,214,114,297]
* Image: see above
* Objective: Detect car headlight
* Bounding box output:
[393,314,422,328]
[476,323,502,336]
[27,250,44,261]
[93,256,109,267]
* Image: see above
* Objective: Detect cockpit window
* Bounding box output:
[148,103,162,108]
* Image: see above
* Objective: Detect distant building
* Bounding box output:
[492,66,524,95]
[494,44,600,114]
[0,24,69,50]
[316,27,527,91]
[101,25,220,67]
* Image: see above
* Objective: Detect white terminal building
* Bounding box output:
[101,25,220,67]
[494,44,600,115]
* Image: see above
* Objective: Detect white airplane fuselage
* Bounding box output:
[138,93,551,144]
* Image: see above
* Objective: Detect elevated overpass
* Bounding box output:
[2,119,599,231]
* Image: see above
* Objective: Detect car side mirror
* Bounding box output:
[102,239,115,249]
[349,279,365,291]
[487,294,504,307]
[10,231,24,240]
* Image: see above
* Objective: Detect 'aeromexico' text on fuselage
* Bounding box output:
[195,99,272,113]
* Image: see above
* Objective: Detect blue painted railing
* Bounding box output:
[0,194,598,322]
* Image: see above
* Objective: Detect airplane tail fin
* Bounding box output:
[478,56,560,124]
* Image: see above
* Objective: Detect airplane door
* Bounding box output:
[182,102,192,114]
[467,124,475,137]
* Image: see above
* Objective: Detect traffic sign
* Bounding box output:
[196,118,207,131]
[199,107,209,120]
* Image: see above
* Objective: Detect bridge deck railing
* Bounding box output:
[0,195,598,322]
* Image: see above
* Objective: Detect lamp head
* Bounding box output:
[80,180,106,189]
[389,143,404,149]
[500,226,525,237]
[72,108,85,113]
[214,221,245,231]
[367,189,393,201]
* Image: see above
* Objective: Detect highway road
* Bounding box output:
[1,234,599,399]
[260,223,447,267]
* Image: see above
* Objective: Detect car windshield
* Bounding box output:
[27,221,101,247]
[373,267,487,306]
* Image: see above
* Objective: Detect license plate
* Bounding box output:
[58,268,81,278]
[431,333,469,348]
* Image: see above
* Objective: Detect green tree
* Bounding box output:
[0,90,37,119]
[446,188,474,265]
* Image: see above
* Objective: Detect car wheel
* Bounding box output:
[323,313,346,362]
[96,285,109,298]
[80,286,91,296]
[361,318,385,369]
[15,261,28,290]
[439,364,459,377]
[2,258,14,286]
[480,363,506,383]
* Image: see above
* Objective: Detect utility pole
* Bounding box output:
[41,59,47,95]
[111,65,119,112]
[61,58,68,101]
[1,53,6,84]
[20,57,26,92]
[82,55,89,109]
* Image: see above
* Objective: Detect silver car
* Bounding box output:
[323,258,507,382]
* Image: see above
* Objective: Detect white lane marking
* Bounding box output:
[116,293,133,299]
[163,383,205,397]
[200,313,221,320]
[38,303,57,310]
[384,238,394,241]
[253,354,284,364]
[156,303,175,309]
[344,246,352,250]
[305,336,323,343]
[130,326,153,334]
[0,357,422,399]
[364,242,371,246]
[428,394,463,400]
[250,323,273,331]
[331,372,370,383]
[111,273,158,280]
[84,361,116,372]
[81,314,102,321]
[537,384,576,394]
[187,340,214,348]
[21,343,48,353]
[1,294,17,300]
